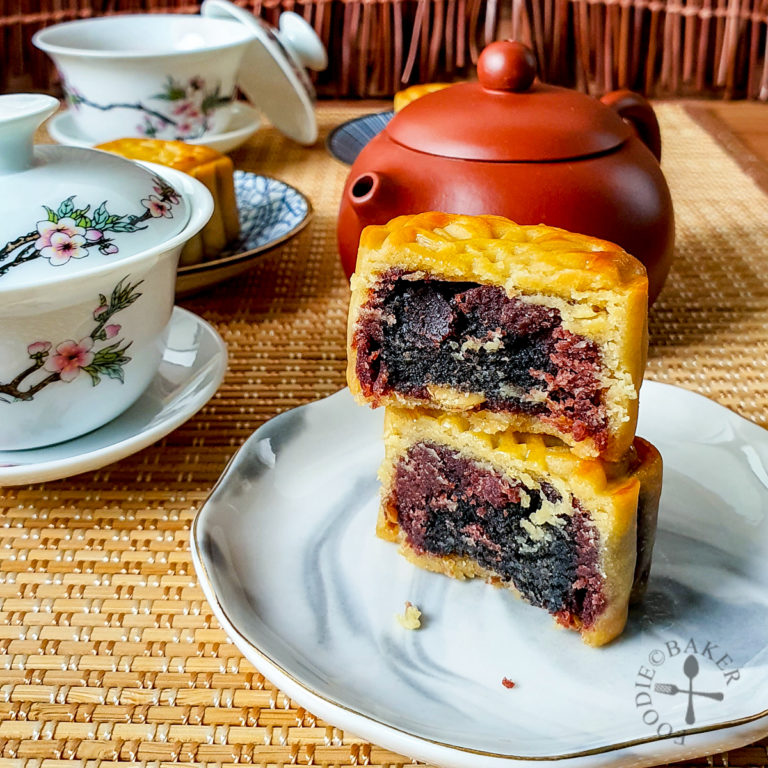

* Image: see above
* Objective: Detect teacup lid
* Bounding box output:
[201,0,327,146]
[387,41,634,162]
[0,94,190,292]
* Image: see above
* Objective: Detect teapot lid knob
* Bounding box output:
[477,40,537,92]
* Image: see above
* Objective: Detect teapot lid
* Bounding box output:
[386,41,634,162]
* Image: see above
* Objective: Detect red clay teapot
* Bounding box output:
[337,40,674,303]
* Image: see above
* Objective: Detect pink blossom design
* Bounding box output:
[27,341,51,357]
[85,229,103,242]
[0,277,140,401]
[153,185,180,205]
[39,231,89,266]
[35,217,85,250]
[100,243,119,255]
[43,337,94,382]
[141,195,173,219]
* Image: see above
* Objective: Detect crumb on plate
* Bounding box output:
[396,601,422,630]
[502,677,516,689]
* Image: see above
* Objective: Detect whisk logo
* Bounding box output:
[633,637,740,744]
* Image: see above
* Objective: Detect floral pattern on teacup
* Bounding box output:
[0,177,180,279]
[0,277,142,403]
[65,76,231,141]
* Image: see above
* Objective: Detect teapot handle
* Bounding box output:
[600,90,662,162]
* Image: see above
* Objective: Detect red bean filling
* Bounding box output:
[353,269,609,450]
[390,442,606,629]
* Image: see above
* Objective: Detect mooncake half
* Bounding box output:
[347,212,649,461]
[378,406,662,646]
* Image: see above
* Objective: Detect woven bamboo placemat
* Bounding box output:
[3,102,767,767]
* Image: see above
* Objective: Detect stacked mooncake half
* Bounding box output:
[346,212,662,646]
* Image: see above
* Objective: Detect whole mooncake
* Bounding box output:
[378,406,662,646]
[393,82,452,112]
[347,212,649,461]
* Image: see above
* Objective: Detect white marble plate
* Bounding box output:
[191,382,768,768]
[0,307,227,485]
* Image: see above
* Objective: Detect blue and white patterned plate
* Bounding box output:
[326,111,394,165]
[192,381,768,768]
[176,170,311,296]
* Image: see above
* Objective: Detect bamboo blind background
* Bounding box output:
[504,0,768,99]
[0,100,765,766]
[2,0,768,98]
[0,0,497,97]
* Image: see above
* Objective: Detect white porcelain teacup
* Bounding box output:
[0,94,214,449]
[33,15,252,144]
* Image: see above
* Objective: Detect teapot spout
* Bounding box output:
[339,170,394,278]
[348,171,388,216]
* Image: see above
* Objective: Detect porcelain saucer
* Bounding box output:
[0,307,227,486]
[192,381,768,768]
[326,110,394,165]
[48,101,261,154]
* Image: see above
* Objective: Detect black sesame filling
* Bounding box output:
[353,270,609,449]
[390,442,606,627]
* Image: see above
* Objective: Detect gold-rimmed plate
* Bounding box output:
[191,382,768,767]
